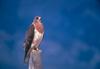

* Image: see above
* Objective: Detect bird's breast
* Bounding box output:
[34,23,44,33]
[34,29,43,41]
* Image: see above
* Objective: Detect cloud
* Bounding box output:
[40,39,100,69]
[0,30,26,69]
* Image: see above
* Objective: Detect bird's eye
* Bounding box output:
[36,17,39,20]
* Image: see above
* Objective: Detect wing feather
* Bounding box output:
[24,24,35,63]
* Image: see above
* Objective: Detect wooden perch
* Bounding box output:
[29,49,42,69]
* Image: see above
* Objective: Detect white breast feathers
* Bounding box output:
[31,29,44,48]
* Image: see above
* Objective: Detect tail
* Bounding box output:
[24,49,30,64]
[24,55,30,64]
[24,47,32,64]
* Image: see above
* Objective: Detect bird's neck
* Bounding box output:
[33,22,44,34]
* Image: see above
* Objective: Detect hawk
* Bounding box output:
[23,16,44,64]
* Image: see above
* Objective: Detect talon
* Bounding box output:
[33,47,39,51]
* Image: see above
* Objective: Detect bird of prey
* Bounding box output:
[23,16,44,64]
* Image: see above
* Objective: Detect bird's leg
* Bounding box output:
[32,46,42,54]
[33,47,39,51]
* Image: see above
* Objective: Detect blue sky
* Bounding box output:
[0,0,100,69]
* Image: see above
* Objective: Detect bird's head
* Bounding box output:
[33,16,41,22]
[35,16,41,20]
[32,16,42,24]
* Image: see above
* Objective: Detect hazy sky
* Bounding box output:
[0,0,100,69]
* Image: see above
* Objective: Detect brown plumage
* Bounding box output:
[23,16,44,64]
[34,22,44,33]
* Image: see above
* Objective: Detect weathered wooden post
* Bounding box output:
[29,49,42,69]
